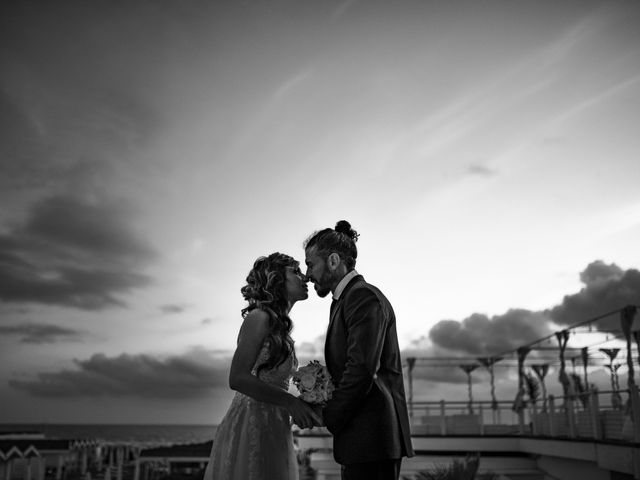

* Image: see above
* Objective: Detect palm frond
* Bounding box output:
[524,372,540,402]
[410,454,481,480]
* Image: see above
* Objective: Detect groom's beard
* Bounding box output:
[313,266,334,298]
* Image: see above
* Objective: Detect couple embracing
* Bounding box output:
[203,221,414,480]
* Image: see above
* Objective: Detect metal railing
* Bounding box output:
[407,385,640,442]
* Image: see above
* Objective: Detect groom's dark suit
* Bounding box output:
[323,273,414,468]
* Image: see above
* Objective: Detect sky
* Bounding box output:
[1,0,640,424]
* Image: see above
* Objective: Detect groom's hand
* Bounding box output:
[289,397,322,429]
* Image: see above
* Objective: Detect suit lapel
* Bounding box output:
[327,298,340,337]
[325,274,364,338]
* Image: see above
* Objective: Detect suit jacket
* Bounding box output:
[323,274,414,465]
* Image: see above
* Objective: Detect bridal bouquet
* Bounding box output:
[292,360,334,405]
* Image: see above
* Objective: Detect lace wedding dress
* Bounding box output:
[203,340,299,480]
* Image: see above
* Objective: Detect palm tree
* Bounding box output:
[569,372,590,409]
[459,365,478,415]
[524,371,540,407]
[600,348,623,409]
[555,331,572,402]
[513,347,531,413]
[531,364,550,412]
[478,356,502,422]
[620,305,637,391]
[581,347,590,391]
[407,454,485,480]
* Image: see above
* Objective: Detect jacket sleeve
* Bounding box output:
[323,287,388,434]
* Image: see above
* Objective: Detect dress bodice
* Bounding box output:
[251,341,298,391]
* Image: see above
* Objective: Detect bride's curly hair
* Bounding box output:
[240,252,298,373]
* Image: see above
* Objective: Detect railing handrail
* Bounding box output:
[408,387,632,406]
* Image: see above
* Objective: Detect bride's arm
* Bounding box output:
[228,309,319,428]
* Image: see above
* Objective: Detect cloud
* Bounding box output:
[0,91,51,191]
[428,309,554,356]
[273,70,313,100]
[548,260,640,329]
[9,348,231,399]
[402,260,639,387]
[467,164,497,177]
[0,323,84,344]
[416,261,639,361]
[160,304,189,315]
[23,195,154,263]
[0,194,156,310]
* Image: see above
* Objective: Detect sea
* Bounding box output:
[0,424,218,448]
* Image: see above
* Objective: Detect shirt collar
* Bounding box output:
[333,270,359,300]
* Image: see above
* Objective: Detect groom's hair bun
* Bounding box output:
[303,220,359,270]
[335,220,359,242]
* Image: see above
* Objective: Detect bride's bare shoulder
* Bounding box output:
[239,308,270,334]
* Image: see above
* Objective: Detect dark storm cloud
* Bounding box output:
[548,260,640,329]
[9,349,230,398]
[0,194,156,310]
[419,261,639,359]
[429,309,553,356]
[0,91,52,190]
[402,261,639,385]
[22,196,155,262]
[0,1,166,202]
[0,323,84,344]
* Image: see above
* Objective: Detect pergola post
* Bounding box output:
[80,449,88,475]
[5,459,13,480]
[25,457,33,480]
[56,454,64,480]
[116,447,123,480]
[406,357,416,418]
[38,457,46,480]
[590,389,602,440]
[133,458,141,480]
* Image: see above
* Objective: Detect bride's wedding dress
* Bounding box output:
[203,341,299,480]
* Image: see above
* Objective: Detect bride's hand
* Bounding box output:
[287,397,322,429]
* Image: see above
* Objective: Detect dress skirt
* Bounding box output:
[203,392,299,480]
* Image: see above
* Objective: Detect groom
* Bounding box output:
[304,220,414,480]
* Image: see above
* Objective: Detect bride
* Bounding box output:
[203,252,321,480]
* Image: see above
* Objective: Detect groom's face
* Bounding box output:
[304,246,334,298]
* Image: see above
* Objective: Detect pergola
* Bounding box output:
[404,305,640,414]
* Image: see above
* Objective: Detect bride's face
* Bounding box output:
[284,266,308,303]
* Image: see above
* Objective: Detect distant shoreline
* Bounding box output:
[0,423,217,447]
[0,423,218,426]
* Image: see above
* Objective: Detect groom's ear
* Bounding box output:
[327,252,341,271]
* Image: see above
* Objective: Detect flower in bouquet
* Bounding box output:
[292,360,335,404]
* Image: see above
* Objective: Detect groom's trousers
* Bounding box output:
[341,458,402,480]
